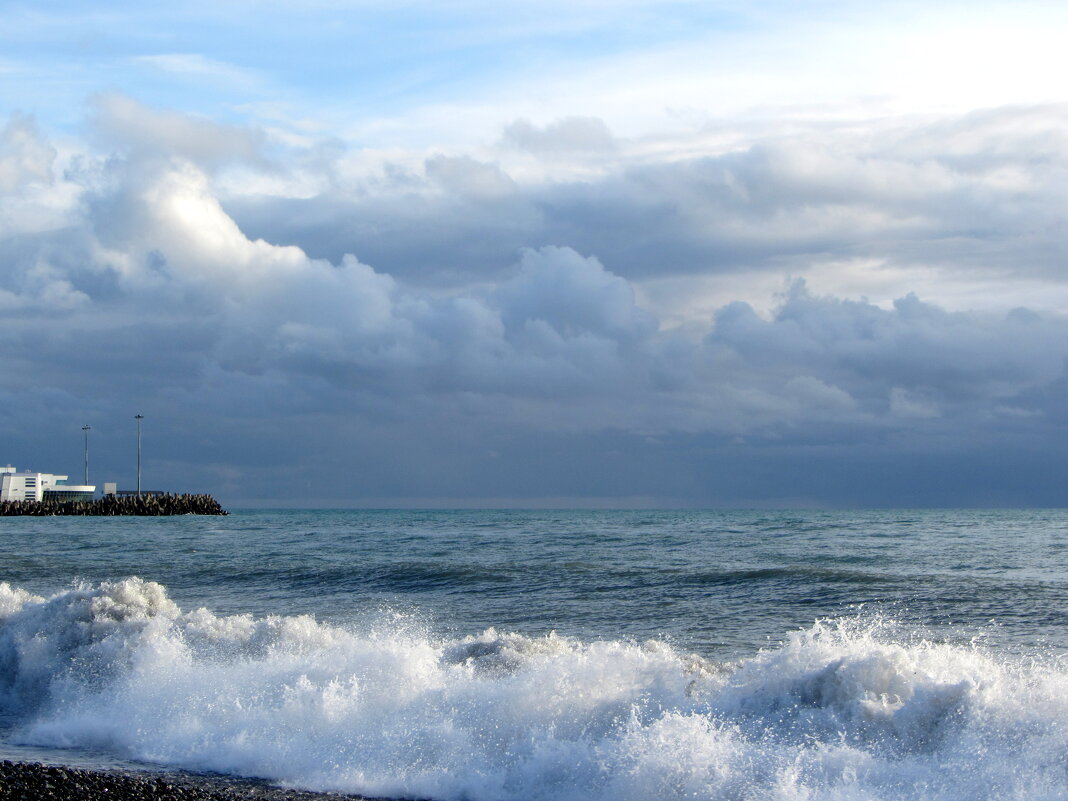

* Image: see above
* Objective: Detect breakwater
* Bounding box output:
[0,493,228,516]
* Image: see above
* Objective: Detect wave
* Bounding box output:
[1,578,1067,801]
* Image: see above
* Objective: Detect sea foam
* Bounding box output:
[1,578,1066,801]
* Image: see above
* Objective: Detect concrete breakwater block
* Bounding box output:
[0,494,228,516]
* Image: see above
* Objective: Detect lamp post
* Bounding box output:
[135,414,144,496]
[82,425,90,485]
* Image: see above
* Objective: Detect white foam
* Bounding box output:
[2,579,1067,800]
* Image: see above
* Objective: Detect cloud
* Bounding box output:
[497,247,654,343]
[3,100,1068,504]
[425,155,517,199]
[89,94,264,168]
[132,54,263,91]
[501,117,617,156]
[0,113,77,241]
[8,137,1066,433]
[706,281,1066,423]
[0,113,55,193]
[219,103,1068,326]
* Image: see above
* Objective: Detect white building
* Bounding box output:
[0,466,95,502]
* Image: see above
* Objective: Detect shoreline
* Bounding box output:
[0,761,375,801]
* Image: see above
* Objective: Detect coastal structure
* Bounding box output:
[1,421,226,514]
[0,465,95,503]
[0,461,164,503]
[0,492,228,516]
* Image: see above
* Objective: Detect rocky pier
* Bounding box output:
[0,493,228,516]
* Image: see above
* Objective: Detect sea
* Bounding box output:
[2,508,1068,801]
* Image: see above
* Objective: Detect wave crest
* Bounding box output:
[2,578,1066,801]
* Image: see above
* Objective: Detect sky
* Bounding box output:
[3,0,1068,507]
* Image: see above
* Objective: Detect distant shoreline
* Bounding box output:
[0,494,228,516]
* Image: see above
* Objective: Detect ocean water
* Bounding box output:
[2,509,1068,800]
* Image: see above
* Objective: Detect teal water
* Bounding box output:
[2,509,1068,800]
[4,509,1068,655]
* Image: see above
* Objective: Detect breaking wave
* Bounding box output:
[2,578,1067,801]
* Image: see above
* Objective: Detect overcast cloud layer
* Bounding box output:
[2,2,1068,506]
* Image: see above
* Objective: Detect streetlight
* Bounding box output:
[82,425,90,485]
[135,414,144,496]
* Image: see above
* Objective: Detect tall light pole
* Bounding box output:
[135,414,144,496]
[82,425,90,485]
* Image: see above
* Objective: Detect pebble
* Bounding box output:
[0,761,372,801]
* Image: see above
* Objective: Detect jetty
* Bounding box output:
[0,493,228,516]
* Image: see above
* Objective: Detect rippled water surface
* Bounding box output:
[5,509,1068,654]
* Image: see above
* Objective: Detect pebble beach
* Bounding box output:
[0,762,370,801]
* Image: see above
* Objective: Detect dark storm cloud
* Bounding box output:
[3,99,1068,505]
[705,283,1066,422]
